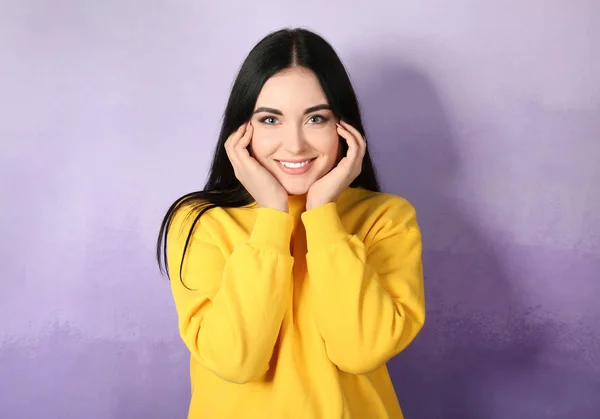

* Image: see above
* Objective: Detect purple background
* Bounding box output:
[1,1,599,418]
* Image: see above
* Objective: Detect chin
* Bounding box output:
[281,179,313,196]
[283,185,310,196]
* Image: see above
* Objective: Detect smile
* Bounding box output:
[276,158,316,174]
[280,160,311,168]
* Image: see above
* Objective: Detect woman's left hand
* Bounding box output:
[306,120,367,211]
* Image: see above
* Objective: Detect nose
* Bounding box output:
[281,126,308,154]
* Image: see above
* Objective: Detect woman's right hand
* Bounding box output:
[225,122,289,213]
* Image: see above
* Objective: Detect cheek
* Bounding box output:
[305,130,340,176]
[314,130,340,161]
[249,131,276,163]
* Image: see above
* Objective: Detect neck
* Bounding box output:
[288,193,307,216]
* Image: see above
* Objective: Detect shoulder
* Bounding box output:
[339,187,419,231]
[167,199,222,242]
[167,201,205,244]
[168,198,256,247]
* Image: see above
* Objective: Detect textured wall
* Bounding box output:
[1,1,598,418]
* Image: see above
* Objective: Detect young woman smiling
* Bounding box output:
[156,27,425,419]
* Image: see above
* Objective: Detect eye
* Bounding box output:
[308,114,328,124]
[259,116,279,125]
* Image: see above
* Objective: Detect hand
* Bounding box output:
[306,120,366,211]
[225,122,289,212]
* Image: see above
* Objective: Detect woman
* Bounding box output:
[157,27,425,419]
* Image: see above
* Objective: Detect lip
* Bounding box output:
[275,158,316,175]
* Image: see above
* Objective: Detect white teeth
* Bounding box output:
[280,160,311,168]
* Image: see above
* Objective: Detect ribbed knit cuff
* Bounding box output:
[301,202,349,252]
[248,208,294,255]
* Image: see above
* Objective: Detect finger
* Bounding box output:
[235,123,254,166]
[340,120,367,157]
[226,124,247,169]
[337,122,359,161]
[236,122,253,150]
[226,123,247,150]
[337,123,364,178]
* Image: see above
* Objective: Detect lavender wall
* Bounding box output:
[1,1,598,418]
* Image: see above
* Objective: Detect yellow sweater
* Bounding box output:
[167,187,425,418]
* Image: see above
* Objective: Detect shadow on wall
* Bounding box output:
[0,324,189,419]
[350,58,551,419]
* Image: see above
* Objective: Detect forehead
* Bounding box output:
[255,67,328,110]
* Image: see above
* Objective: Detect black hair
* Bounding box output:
[156,27,381,281]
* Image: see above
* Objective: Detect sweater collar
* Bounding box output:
[288,193,307,217]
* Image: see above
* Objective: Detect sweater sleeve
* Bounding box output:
[300,199,425,375]
[167,206,294,384]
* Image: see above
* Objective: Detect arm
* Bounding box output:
[301,199,425,375]
[167,206,294,384]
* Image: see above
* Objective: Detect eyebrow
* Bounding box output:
[253,104,331,116]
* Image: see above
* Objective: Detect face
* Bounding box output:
[250,67,341,196]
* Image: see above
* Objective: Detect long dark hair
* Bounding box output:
[156,27,381,281]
